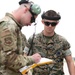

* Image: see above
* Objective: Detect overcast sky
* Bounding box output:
[0,0,75,57]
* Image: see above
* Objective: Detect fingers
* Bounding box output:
[32,53,41,63]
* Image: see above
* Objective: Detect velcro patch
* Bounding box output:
[4,36,13,46]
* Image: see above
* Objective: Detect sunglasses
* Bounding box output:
[29,9,37,23]
[29,11,36,23]
[44,21,57,26]
[31,16,35,23]
[24,5,35,23]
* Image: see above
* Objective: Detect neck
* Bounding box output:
[43,30,55,37]
[11,10,23,28]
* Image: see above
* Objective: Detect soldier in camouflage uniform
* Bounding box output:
[0,0,42,75]
[24,10,75,75]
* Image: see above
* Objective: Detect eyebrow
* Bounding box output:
[24,5,28,8]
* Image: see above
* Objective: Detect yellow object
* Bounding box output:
[19,58,54,75]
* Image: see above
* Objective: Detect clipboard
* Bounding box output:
[19,58,54,75]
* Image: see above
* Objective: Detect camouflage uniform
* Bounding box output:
[25,32,71,75]
[0,13,35,75]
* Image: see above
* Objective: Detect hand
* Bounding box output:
[32,53,41,63]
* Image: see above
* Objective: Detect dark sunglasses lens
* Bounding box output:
[44,22,50,26]
[29,10,35,23]
[51,22,57,26]
[31,16,35,23]
[44,22,57,26]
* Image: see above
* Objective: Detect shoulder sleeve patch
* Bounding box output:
[1,35,15,51]
[4,36,13,46]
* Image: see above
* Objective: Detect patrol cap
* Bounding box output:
[19,0,41,15]
[19,0,29,5]
[41,10,61,20]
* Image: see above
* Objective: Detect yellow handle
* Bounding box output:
[21,64,37,74]
[21,61,54,74]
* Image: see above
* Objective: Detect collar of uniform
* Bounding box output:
[5,13,22,30]
[41,31,56,38]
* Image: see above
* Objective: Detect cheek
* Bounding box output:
[44,26,49,29]
[28,16,31,21]
[21,17,26,24]
[24,16,31,23]
[27,12,32,20]
[44,26,48,31]
[26,15,32,22]
[53,26,56,30]
[21,15,26,21]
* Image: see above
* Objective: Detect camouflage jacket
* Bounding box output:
[26,32,71,75]
[0,13,34,75]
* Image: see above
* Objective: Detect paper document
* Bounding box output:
[37,57,53,64]
[19,58,54,75]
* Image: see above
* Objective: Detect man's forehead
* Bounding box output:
[42,19,58,22]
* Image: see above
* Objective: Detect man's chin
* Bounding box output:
[25,24,29,26]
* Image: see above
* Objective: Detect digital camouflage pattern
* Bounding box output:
[0,13,34,75]
[27,32,71,75]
